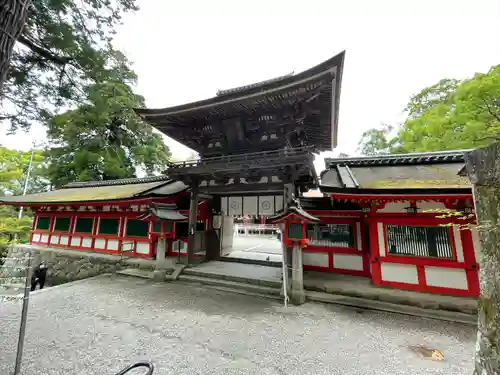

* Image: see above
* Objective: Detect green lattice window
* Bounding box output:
[54,217,71,232]
[307,223,354,248]
[98,218,120,235]
[288,223,303,239]
[387,225,453,259]
[36,216,51,230]
[126,219,149,237]
[153,221,173,233]
[74,217,94,233]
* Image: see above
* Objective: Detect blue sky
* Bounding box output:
[2,0,499,173]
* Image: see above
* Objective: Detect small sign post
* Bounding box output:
[120,241,135,262]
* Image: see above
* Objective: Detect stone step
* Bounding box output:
[306,291,477,326]
[183,267,282,289]
[116,268,154,279]
[177,274,282,298]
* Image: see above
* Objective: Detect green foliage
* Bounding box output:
[0,205,33,263]
[2,0,139,132]
[0,146,48,261]
[356,124,397,156]
[45,78,171,188]
[357,66,500,154]
[0,146,49,195]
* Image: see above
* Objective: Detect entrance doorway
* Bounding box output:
[222,215,283,263]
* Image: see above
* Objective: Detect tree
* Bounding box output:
[45,76,171,188]
[0,145,47,262]
[0,0,31,92]
[0,145,47,195]
[463,144,500,375]
[357,66,500,155]
[1,0,138,132]
[356,124,396,155]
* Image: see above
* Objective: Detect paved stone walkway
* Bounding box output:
[0,274,476,375]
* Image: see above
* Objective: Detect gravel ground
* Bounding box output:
[0,274,476,375]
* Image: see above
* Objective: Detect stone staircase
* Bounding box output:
[177,266,283,301]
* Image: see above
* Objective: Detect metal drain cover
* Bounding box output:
[408,345,445,361]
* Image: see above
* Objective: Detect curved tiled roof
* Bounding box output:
[62,175,171,189]
[324,150,470,168]
[216,73,294,97]
[321,150,472,191]
[0,177,187,205]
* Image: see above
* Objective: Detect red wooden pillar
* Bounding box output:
[461,228,480,297]
[368,217,382,286]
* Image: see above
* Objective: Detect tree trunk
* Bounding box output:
[0,0,30,92]
[465,144,500,374]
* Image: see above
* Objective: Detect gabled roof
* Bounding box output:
[0,177,188,206]
[321,150,472,191]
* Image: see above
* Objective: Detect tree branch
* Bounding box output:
[481,98,500,124]
[17,34,72,65]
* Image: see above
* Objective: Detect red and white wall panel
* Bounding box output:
[370,205,480,297]
[303,217,369,277]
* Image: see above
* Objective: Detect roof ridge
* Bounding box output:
[325,150,470,168]
[216,72,295,97]
[62,175,171,189]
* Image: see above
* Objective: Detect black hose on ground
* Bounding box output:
[114,361,154,375]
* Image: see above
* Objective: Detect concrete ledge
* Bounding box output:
[117,268,154,279]
[219,257,282,268]
[306,291,477,326]
[304,271,478,316]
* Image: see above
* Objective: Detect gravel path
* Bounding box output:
[0,274,476,375]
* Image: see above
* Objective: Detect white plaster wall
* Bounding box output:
[71,236,81,246]
[471,227,481,264]
[40,234,49,243]
[303,252,329,267]
[418,201,446,210]
[425,266,468,290]
[453,226,464,263]
[381,263,419,284]
[32,233,41,242]
[333,254,364,271]
[275,195,284,212]
[221,197,228,215]
[136,242,150,254]
[107,239,119,251]
[355,222,362,251]
[194,232,204,251]
[82,238,92,247]
[49,235,59,245]
[377,200,446,214]
[377,222,386,256]
[243,196,258,215]
[94,238,106,249]
[228,196,243,216]
[221,216,234,251]
[378,202,408,213]
[59,235,69,246]
[171,240,187,253]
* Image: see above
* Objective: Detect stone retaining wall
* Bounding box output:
[0,244,155,286]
